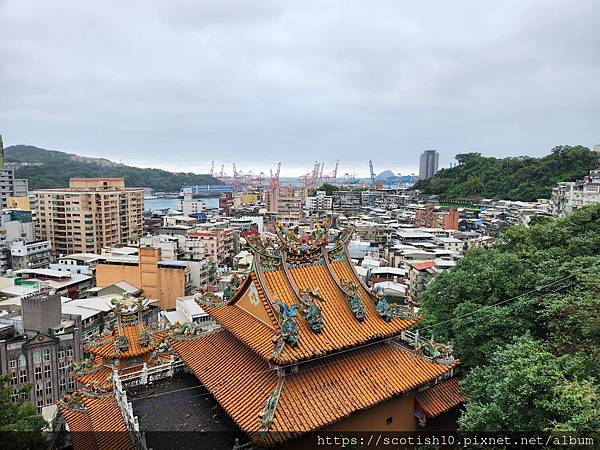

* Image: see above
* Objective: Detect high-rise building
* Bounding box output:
[0,135,29,208]
[34,178,144,255]
[419,150,439,180]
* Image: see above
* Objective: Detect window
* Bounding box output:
[58,349,65,360]
[37,400,43,413]
[11,389,19,403]
[68,379,75,390]
[9,359,16,369]
[11,373,17,386]
[19,369,27,383]
[66,346,73,358]
[36,385,43,398]
[59,360,67,375]
[45,381,52,395]
[59,378,66,392]
[44,365,51,378]
[43,349,50,362]
[35,366,42,381]
[33,351,41,364]
[18,355,26,367]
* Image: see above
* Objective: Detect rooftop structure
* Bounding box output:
[170,220,462,446]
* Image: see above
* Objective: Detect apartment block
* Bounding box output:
[95,246,191,310]
[34,178,144,255]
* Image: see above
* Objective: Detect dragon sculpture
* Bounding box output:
[69,357,95,377]
[197,292,229,308]
[258,388,279,432]
[341,281,366,322]
[272,300,300,349]
[61,391,86,411]
[138,328,152,347]
[114,334,130,353]
[373,286,393,321]
[298,288,325,333]
[170,322,203,337]
[413,337,454,364]
[223,273,243,301]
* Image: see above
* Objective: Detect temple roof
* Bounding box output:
[85,325,166,359]
[200,223,419,364]
[416,377,465,418]
[57,392,134,450]
[172,329,457,446]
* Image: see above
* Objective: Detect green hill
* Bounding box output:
[6,145,222,192]
[414,145,598,201]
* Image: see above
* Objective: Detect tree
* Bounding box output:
[459,336,600,433]
[413,145,597,201]
[0,374,46,449]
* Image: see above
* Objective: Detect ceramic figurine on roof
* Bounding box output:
[274,220,332,263]
[273,300,300,348]
[373,286,393,321]
[342,281,366,321]
[298,288,325,332]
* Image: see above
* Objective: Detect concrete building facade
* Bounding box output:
[419,150,439,180]
[34,178,144,255]
[95,246,191,310]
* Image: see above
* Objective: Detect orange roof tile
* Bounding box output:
[172,330,457,446]
[58,393,134,450]
[86,326,166,359]
[204,259,417,364]
[417,377,465,418]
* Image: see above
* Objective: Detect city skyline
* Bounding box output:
[1,0,599,175]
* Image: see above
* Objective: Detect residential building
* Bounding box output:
[419,150,439,180]
[332,190,362,212]
[415,204,459,230]
[34,178,144,255]
[95,246,191,310]
[276,185,304,226]
[0,290,83,413]
[10,240,52,270]
[305,190,333,212]
[177,194,205,216]
[552,169,600,216]
[186,225,235,265]
[13,269,93,299]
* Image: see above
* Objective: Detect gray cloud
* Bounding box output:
[0,0,598,176]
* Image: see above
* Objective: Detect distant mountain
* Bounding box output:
[376,169,397,181]
[413,145,599,201]
[6,145,222,192]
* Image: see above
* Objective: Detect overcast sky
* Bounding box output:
[1,1,599,177]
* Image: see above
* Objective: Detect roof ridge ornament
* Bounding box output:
[298,288,325,333]
[372,286,419,321]
[341,281,366,322]
[272,299,300,354]
[274,220,331,264]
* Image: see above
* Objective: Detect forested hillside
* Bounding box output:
[6,145,221,191]
[414,145,598,201]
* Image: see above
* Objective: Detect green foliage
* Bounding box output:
[414,145,598,201]
[0,374,46,449]
[314,183,337,196]
[419,205,600,432]
[459,336,600,433]
[6,145,221,192]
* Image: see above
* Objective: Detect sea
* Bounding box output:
[144,197,219,212]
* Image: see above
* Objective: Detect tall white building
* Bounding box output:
[419,150,439,180]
